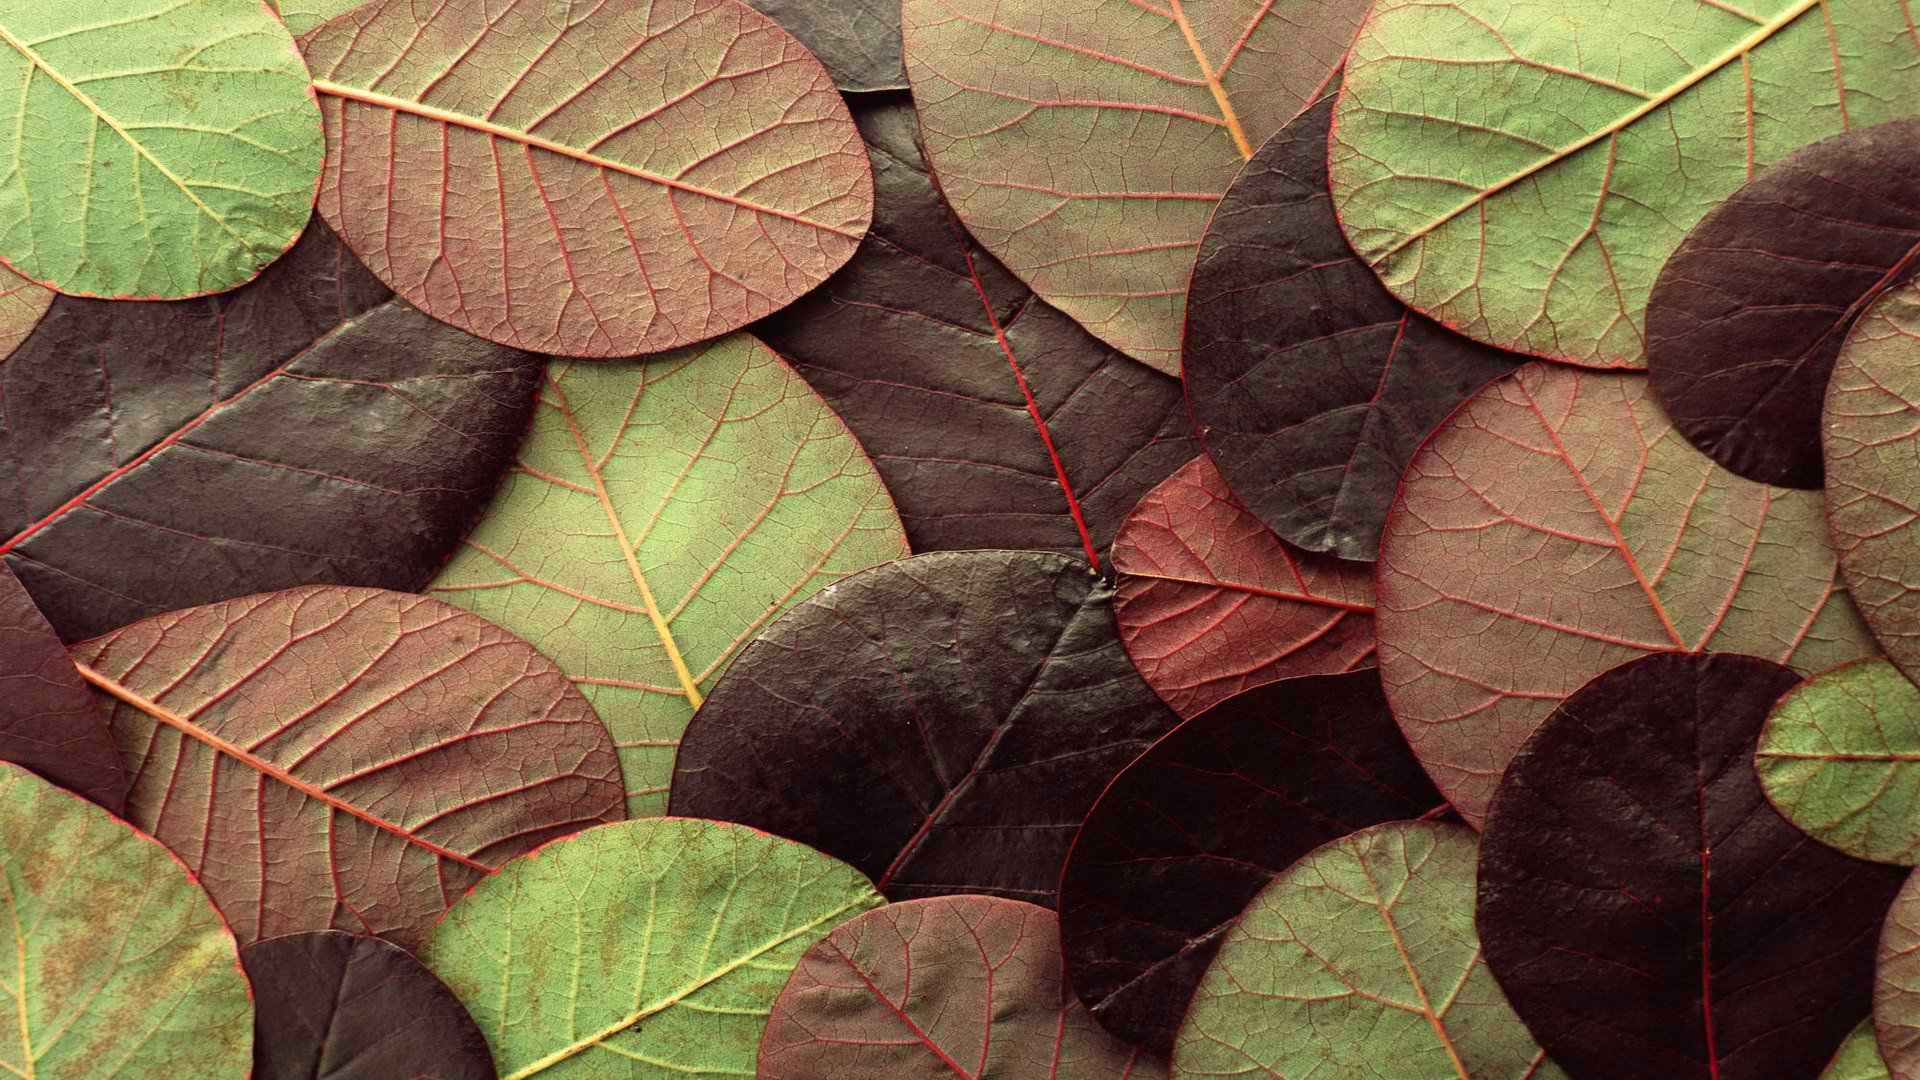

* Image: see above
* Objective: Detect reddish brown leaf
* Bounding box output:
[0,562,123,813]
[758,896,1162,1079]
[71,586,626,949]
[1111,455,1373,719]
[1875,870,1920,1078]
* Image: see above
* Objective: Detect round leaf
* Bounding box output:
[70,586,627,949]
[1330,0,1920,368]
[0,0,323,298]
[1878,872,1920,1078]
[1822,1021,1891,1080]
[422,818,884,1080]
[1758,659,1920,864]
[429,336,908,815]
[304,0,873,357]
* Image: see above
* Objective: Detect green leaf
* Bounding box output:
[1172,820,1564,1080]
[1330,0,1920,368]
[0,0,324,299]
[1823,1021,1891,1080]
[428,334,908,815]
[1757,659,1920,864]
[271,0,363,37]
[0,761,253,1078]
[421,817,884,1080]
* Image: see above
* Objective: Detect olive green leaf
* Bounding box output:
[0,0,324,299]
[428,334,908,815]
[1331,0,1920,368]
[1757,659,1920,864]
[270,0,363,37]
[0,761,253,1078]
[1823,1020,1891,1080]
[422,818,885,1079]
[1172,820,1564,1079]
[0,262,47,361]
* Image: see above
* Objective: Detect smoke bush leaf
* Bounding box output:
[747,0,907,92]
[1823,1022,1892,1080]
[0,562,124,813]
[0,264,47,361]
[1758,659,1920,865]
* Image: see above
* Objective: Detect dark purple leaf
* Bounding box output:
[0,562,123,812]
[746,0,905,92]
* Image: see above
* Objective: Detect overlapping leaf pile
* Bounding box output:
[2,0,1918,1076]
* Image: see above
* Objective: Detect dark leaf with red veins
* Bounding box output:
[242,931,495,1080]
[746,0,905,92]
[0,217,541,643]
[0,563,124,812]
[671,550,1181,906]
[1110,455,1374,719]
[70,586,626,949]
[1646,120,1920,489]
[754,94,1196,569]
[1478,652,1906,1080]
[1183,94,1519,562]
[1058,670,1442,1055]
[759,896,1162,1079]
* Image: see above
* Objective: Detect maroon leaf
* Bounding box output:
[1377,363,1879,826]
[758,896,1162,1079]
[70,586,626,949]
[757,95,1195,569]
[0,217,541,643]
[1110,454,1373,719]
[1057,670,1443,1056]
[1478,652,1906,1080]
[671,550,1181,906]
[242,931,495,1080]
[746,0,905,92]
[1183,94,1518,562]
[0,562,124,813]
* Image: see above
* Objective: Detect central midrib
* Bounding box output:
[1164,0,1254,160]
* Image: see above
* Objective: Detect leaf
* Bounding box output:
[1878,872,1920,1078]
[69,585,627,949]
[899,0,1369,372]
[1376,362,1878,825]
[0,216,542,643]
[1058,670,1443,1056]
[242,930,495,1080]
[1823,1021,1892,1080]
[1757,659,1920,864]
[1478,652,1906,1080]
[0,761,253,1078]
[1825,279,1920,683]
[746,0,907,92]
[757,93,1196,568]
[1329,0,1920,368]
[302,0,873,358]
[270,0,364,38]
[759,896,1164,1079]
[1172,820,1562,1079]
[0,562,124,813]
[429,336,907,816]
[1647,120,1920,489]
[671,550,1182,906]
[1110,454,1374,719]
[1184,93,1519,561]
[422,817,885,1080]
[0,263,48,361]
[0,0,323,299]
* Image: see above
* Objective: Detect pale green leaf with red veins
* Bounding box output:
[0,762,253,1079]
[1112,454,1375,719]
[429,335,907,816]
[301,0,872,358]
[900,0,1368,373]
[69,586,626,950]
[0,263,47,361]
[1376,363,1878,825]
[1823,1021,1891,1080]
[1758,660,1920,865]
[1826,280,1920,682]
[270,0,363,38]
[0,0,322,299]
[1171,821,1564,1080]
[1330,0,1920,368]
[423,818,884,1080]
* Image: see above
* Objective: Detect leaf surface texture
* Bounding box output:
[747,0,907,91]
[1758,659,1920,864]
[0,563,124,812]
[1823,1021,1892,1080]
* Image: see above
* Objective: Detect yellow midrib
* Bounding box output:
[1164,0,1254,159]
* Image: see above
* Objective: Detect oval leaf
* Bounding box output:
[0,0,323,298]
[304,0,873,357]
[1059,670,1443,1055]
[1758,659,1920,864]
[1826,279,1920,682]
[0,263,47,361]
[1824,1021,1892,1080]
[423,818,884,1080]
[1330,0,1920,368]
[1479,652,1905,1080]
[0,216,541,643]
[1184,93,1518,560]
[0,562,124,812]
[1878,872,1920,1078]
[1111,454,1374,719]
[672,550,1182,906]
[429,336,907,815]
[760,896,1162,1079]
[243,930,495,1080]
[70,586,627,949]
[748,0,906,92]
[1377,363,1878,825]
[1173,820,1561,1079]
[900,0,1369,371]
[0,761,253,1077]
